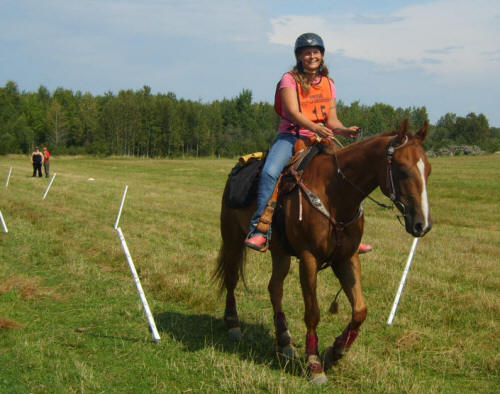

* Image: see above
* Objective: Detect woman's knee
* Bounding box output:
[261,164,283,180]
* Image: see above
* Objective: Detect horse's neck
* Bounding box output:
[332,137,389,205]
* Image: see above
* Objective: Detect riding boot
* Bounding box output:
[358,243,373,254]
[255,173,283,236]
[245,175,283,252]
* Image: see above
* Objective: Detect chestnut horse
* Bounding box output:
[214,119,432,384]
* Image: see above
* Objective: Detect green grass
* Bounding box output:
[0,154,498,393]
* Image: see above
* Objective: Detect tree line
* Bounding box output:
[1,80,498,157]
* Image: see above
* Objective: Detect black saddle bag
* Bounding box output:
[224,157,265,209]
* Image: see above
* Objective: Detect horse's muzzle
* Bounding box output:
[407,216,432,237]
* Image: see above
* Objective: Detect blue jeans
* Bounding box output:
[249,132,297,234]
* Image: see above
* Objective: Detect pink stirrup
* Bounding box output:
[244,233,268,252]
[358,243,373,254]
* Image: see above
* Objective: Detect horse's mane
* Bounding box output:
[337,128,415,154]
[379,130,399,137]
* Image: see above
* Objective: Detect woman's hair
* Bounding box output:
[290,59,330,94]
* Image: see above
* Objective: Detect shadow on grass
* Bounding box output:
[155,311,306,376]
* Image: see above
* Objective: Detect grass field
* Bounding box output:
[0,153,498,393]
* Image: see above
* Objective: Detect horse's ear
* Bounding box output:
[415,121,428,143]
[397,118,409,141]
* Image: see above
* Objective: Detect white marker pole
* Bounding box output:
[5,167,12,187]
[116,227,161,342]
[387,237,419,325]
[41,173,57,200]
[114,185,128,229]
[0,210,8,233]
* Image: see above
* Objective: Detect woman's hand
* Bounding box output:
[313,123,334,139]
[346,126,361,139]
[333,126,361,139]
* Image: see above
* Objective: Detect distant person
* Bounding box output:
[31,147,43,177]
[42,147,50,178]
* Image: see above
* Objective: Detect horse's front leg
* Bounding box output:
[299,252,328,385]
[323,254,367,370]
[269,249,298,359]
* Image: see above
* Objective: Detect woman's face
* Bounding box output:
[297,47,323,72]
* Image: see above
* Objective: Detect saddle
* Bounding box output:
[224,137,326,208]
[224,136,338,236]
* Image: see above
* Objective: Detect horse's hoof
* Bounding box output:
[307,354,328,385]
[321,345,340,371]
[279,344,299,359]
[309,372,328,385]
[228,327,241,341]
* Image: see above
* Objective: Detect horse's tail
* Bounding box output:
[213,242,247,294]
[212,195,249,294]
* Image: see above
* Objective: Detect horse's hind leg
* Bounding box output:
[217,242,245,340]
[268,249,298,359]
[323,254,367,370]
[215,202,247,341]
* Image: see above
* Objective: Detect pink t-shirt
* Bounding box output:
[277,72,336,137]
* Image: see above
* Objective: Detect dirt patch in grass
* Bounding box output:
[0,317,22,329]
[150,273,216,313]
[396,330,423,348]
[0,275,59,300]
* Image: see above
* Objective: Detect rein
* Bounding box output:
[331,140,392,210]
[287,132,410,271]
[330,134,410,225]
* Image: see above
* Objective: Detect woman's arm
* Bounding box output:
[326,99,360,137]
[325,99,344,129]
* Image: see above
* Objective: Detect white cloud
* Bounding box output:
[24,0,265,41]
[0,0,271,91]
[2,0,499,124]
[1,0,268,57]
[269,0,500,81]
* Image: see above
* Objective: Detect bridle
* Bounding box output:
[385,135,410,225]
[332,134,411,226]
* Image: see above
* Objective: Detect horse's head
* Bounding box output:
[382,119,433,237]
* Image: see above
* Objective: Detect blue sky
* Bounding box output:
[1,0,499,126]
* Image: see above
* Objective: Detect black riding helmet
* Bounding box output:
[294,33,325,55]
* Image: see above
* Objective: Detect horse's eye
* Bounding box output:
[396,168,410,179]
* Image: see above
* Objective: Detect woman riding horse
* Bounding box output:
[244,32,372,254]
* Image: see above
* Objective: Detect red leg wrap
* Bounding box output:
[274,311,291,347]
[274,311,287,333]
[226,296,236,311]
[306,332,319,356]
[333,323,359,356]
[224,298,239,330]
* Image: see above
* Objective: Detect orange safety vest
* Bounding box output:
[274,74,333,127]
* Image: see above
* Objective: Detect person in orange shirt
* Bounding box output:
[42,147,50,178]
[245,33,372,254]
